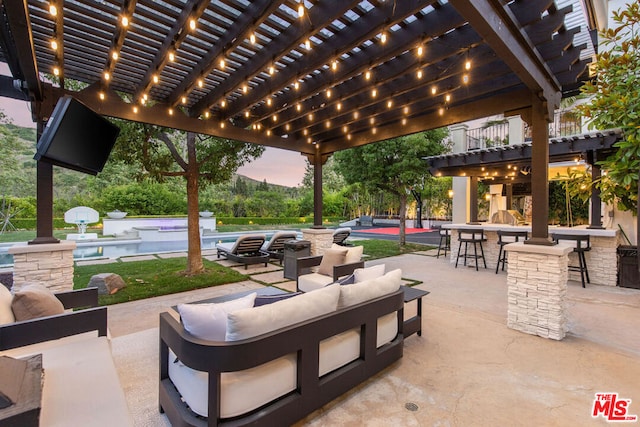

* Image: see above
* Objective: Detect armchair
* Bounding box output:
[296,245,364,292]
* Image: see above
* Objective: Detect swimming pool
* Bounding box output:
[0,231,297,267]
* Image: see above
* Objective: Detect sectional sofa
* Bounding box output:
[159,268,405,426]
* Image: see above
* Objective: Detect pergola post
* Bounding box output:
[586,150,604,229]
[30,120,59,245]
[525,96,552,245]
[469,176,479,223]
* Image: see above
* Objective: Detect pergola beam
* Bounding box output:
[450,0,562,117]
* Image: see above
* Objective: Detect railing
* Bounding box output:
[466,110,583,150]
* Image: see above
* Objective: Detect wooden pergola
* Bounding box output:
[0,0,592,244]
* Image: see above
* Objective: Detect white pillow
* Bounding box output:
[338,269,402,309]
[178,293,256,341]
[226,284,340,341]
[0,285,15,325]
[353,264,386,283]
[331,244,363,264]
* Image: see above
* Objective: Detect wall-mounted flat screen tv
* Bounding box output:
[34,96,120,175]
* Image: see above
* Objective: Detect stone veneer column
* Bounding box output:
[301,228,335,256]
[505,242,572,340]
[8,241,77,293]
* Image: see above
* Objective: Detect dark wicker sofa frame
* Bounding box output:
[0,287,107,350]
[159,288,405,427]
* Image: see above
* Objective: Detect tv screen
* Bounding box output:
[34,96,120,175]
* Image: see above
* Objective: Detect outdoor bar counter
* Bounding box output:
[442,223,619,286]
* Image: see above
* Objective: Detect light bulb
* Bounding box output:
[53,67,59,76]
[169,52,175,62]
[298,3,305,18]
[305,39,311,50]
[365,70,371,80]
[465,60,471,70]
[49,4,57,16]
[99,92,105,100]
[417,69,423,79]
[250,33,256,44]
[112,51,119,60]
[51,40,58,50]
[189,19,196,30]
[104,71,110,80]
[417,45,423,56]
[121,16,129,27]
[198,79,203,88]
[181,96,187,104]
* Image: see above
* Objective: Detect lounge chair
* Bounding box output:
[216,234,269,269]
[332,227,352,246]
[261,231,298,264]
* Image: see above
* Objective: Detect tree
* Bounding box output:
[577,3,640,212]
[334,129,449,245]
[111,122,264,275]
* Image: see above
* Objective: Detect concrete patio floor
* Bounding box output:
[107,251,640,426]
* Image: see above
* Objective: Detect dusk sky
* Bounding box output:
[0,63,307,187]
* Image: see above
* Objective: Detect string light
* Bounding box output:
[387,100,393,108]
[331,60,338,71]
[417,45,423,57]
[268,65,275,75]
[371,88,377,98]
[142,94,148,101]
[133,106,138,113]
[169,51,175,62]
[250,33,256,44]
[242,84,248,93]
[266,129,272,136]
[325,120,331,128]
[439,107,444,115]
[369,118,375,125]
[285,124,291,131]
[347,134,352,140]
[272,114,278,122]
[462,74,469,84]
[372,127,377,134]
[53,67,60,76]
[220,121,225,128]
[245,111,250,118]
[168,108,174,116]
[308,113,313,121]
[431,86,437,95]
[403,106,409,115]
[337,102,342,111]
[99,92,105,100]
[305,39,311,50]
[112,51,119,60]
[197,79,204,88]
[402,118,407,125]
[153,74,159,84]
[219,58,225,69]
[307,137,312,143]
[266,98,272,106]
[293,81,299,90]
[181,96,187,104]
[416,69,423,79]
[343,126,348,133]
[51,40,58,50]
[353,111,359,119]
[303,129,308,136]
[326,89,332,98]
[121,16,129,27]
[298,1,305,18]
[465,60,472,70]
[189,18,197,30]
[445,94,451,103]
[104,71,110,80]
[49,4,57,16]
[204,111,210,118]
[220,99,226,108]
[296,103,302,112]
[380,31,387,44]
[365,70,371,80]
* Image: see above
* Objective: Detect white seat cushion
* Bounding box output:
[298,273,334,292]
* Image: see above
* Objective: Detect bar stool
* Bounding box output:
[495,230,528,273]
[455,229,487,271]
[552,233,591,288]
[436,226,450,258]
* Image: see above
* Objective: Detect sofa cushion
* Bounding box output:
[169,350,296,418]
[298,273,334,293]
[317,248,348,276]
[226,284,340,341]
[338,269,402,309]
[331,244,363,264]
[11,283,65,321]
[353,264,386,283]
[178,293,256,341]
[0,285,15,325]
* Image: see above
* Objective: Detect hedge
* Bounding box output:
[8,216,347,230]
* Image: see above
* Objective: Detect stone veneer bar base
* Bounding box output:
[505,242,572,340]
[8,241,77,293]
[301,228,335,256]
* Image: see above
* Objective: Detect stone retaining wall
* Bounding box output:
[8,241,76,293]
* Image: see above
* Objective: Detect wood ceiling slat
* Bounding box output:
[215,0,436,120]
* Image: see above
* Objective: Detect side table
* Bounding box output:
[401,285,429,338]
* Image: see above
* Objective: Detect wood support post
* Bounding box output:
[469,176,479,223]
[313,148,323,228]
[30,120,59,245]
[587,150,604,229]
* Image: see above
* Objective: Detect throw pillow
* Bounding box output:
[254,292,301,307]
[317,248,348,276]
[11,283,65,321]
[353,264,386,283]
[0,284,15,325]
[178,292,256,341]
[226,284,340,341]
[331,244,363,264]
[334,274,355,285]
[338,269,402,309]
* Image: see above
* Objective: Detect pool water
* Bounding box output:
[0,236,235,267]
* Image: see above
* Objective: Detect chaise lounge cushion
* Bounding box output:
[178,293,256,341]
[226,284,341,341]
[338,269,402,309]
[11,283,65,321]
[0,285,15,325]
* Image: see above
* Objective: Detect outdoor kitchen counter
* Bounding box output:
[442,224,620,286]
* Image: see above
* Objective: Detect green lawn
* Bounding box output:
[74,257,248,305]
